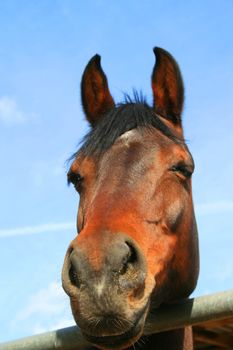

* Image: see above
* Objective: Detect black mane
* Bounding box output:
[71,92,182,160]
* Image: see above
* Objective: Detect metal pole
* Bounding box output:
[1,290,233,350]
[144,289,233,334]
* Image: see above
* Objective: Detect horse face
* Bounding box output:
[62,48,199,350]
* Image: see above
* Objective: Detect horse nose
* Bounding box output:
[62,236,147,296]
[107,240,147,290]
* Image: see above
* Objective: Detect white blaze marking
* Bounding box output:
[95,277,106,297]
[119,130,136,146]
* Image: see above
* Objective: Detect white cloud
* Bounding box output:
[195,200,233,216]
[0,221,75,238]
[0,95,38,126]
[16,282,66,320]
[14,281,75,334]
[0,96,28,125]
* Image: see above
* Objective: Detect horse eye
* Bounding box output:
[170,164,193,178]
[67,172,83,189]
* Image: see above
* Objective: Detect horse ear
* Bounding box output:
[81,54,115,126]
[151,47,184,126]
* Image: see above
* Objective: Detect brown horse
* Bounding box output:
[62,47,199,350]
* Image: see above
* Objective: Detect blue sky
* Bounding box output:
[0,0,233,343]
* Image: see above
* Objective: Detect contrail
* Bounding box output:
[1,200,232,237]
[0,222,75,238]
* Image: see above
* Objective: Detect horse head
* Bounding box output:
[62,47,199,350]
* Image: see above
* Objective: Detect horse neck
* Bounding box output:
[135,327,193,350]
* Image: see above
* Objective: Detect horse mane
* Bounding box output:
[71,91,183,160]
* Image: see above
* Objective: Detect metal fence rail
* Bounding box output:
[1,290,233,350]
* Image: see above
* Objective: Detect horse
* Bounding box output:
[62,47,199,350]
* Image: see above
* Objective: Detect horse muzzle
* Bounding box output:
[62,232,153,348]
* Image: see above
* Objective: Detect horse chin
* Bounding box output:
[81,314,145,350]
[83,330,143,350]
[75,302,149,350]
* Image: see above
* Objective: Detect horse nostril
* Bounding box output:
[114,238,147,292]
[69,263,81,288]
[125,241,137,264]
[65,248,85,289]
[120,241,137,275]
